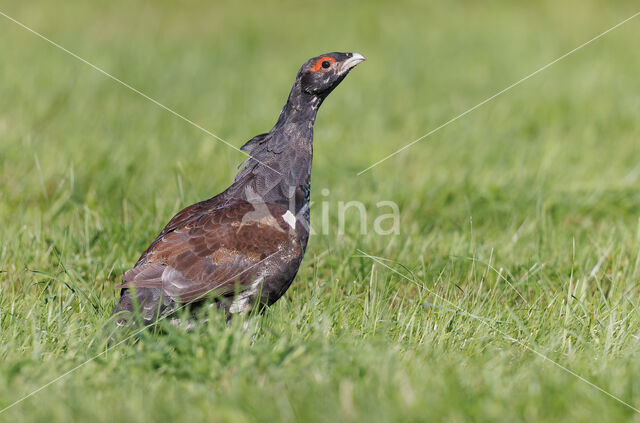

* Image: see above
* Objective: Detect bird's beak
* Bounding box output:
[340,53,366,73]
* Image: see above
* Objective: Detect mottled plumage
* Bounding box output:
[111,52,365,326]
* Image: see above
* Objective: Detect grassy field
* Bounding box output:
[2,0,640,421]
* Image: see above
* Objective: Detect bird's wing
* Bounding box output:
[133,198,220,268]
[239,132,269,153]
[118,201,293,303]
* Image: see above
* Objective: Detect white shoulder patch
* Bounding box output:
[282,210,296,229]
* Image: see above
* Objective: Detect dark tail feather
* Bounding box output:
[110,287,177,328]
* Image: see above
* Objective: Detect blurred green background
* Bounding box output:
[1,0,640,421]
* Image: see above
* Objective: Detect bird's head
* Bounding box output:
[298,52,366,97]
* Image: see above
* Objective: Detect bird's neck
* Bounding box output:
[274,80,323,133]
[225,80,321,212]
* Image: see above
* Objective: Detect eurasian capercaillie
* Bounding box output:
[111,52,365,327]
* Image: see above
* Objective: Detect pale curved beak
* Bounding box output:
[340,53,366,72]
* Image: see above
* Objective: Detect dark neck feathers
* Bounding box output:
[223,78,322,210]
[274,79,323,130]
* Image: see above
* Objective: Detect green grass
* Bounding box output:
[2,0,640,421]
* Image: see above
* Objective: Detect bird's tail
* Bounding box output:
[110,287,177,328]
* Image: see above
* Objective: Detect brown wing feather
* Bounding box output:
[119,201,293,303]
[134,197,223,267]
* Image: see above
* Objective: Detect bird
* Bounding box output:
[111,52,366,327]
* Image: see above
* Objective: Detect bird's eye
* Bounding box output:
[311,56,336,72]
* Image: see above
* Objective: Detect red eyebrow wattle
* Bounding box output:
[311,56,335,71]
